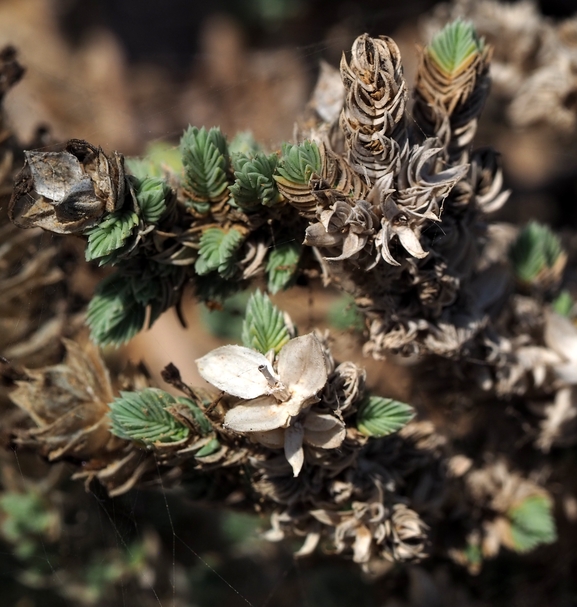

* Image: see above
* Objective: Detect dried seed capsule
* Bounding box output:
[10,139,125,234]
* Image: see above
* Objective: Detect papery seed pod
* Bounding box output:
[10,139,125,234]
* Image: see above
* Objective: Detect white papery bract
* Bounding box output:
[196,333,340,476]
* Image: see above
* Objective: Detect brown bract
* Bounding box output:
[10,337,117,460]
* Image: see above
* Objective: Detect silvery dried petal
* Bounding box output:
[224,395,291,432]
[276,333,329,412]
[284,422,305,476]
[196,345,278,399]
[304,222,344,248]
[303,411,346,448]
[535,387,577,451]
[309,60,346,124]
[251,428,285,449]
[544,311,577,381]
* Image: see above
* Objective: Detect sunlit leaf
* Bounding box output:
[510,222,564,284]
[84,209,139,265]
[87,273,147,346]
[242,290,291,354]
[552,290,573,317]
[109,388,191,444]
[275,141,321,186]
[428,19,484,76]
[266,242,301,294]
[133,175,171,224]
[230,152,280,209]
[195,227,244,278]
[357,396,415,437]
[508,495,557,553]
[180,125,230,203]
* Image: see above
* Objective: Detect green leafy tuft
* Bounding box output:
[552,290,573,316]
[275,141,321,186]
[180,126,230,204]
[195,227,244,278]
[357,396,415,437]
[133,176,171,224]
[109,388,190,444]
[0,491,56,559]
[428,19,484,75]
[87,273,147,346]
[508,495,557,553]
[510,222,564,284]
[242,290,291,354]
[85,210,139,265]
[266,241,301,294]
[87,262,185,346]
[229,152,280,209]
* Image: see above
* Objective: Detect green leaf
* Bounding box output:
[266,241,301,294]
[0,492,53,539]
[174,396,213,435]
[428,19,484,75]
[552,290,573,316]
[508,495,557,553]
[195,437,221,457]
[87,273,147,346]
[228,131,261,156]
[328,294,364,332]
[195,227,244,278]
[229,152,280,209]
[356,396,415,437]
[109,388,190,444]
[126,141,183,179]
[241,290,291,354]
[84,210,139,265]
[275,141,321,186]
[510,222,564,283]
[180,126,230,202]
[133,175,171,224]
